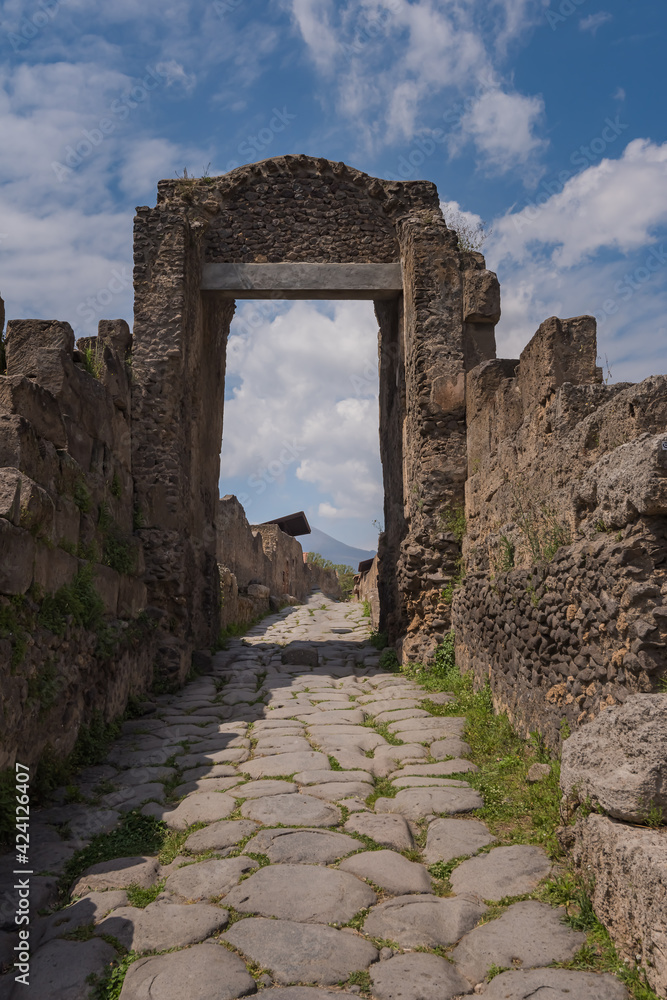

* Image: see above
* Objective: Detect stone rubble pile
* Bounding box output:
[0,594,630,999]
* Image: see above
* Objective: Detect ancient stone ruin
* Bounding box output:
[0,154,665,997]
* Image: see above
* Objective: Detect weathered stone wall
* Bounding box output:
[133,155,500,666]
[216,495,342,628]
[355,554,380,628]
[454,315,667,745]
[559,695,667,996]
[0,313,158,770]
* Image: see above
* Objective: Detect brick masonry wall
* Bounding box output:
[453,315,667,745]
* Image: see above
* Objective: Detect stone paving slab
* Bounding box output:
[223,917,379,985]
[450,844,552,900]
[15,938,116,1000]
[339,849,432,894]
[242,751,330,777]
[164,856,258,901]
[241,792,340,827]
[480,968,629,998]
[375,786,483,820]
[71,856,159,895]
[143,791,237,829]
[243,827,360,864]
[343,812,415,850]
[364,892,487,948]
[97,899,229,952]
[224,863,376,922]
[118,941,257,1000]
[370,952,471,1000]
[184,819,260,852]
[423,817,496,864]
[450,900,587,984]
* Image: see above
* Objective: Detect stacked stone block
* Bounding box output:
[0,310,155,770]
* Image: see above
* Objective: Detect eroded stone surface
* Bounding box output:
[343,813,415,851]
[223,917,378,985]
[145,791,237,829]
[164,856,258,901]
[97,899,229,952]
[375,786,483,820]
[15,938,116,1000]
[339,849,432,894]
[369,952,471,1000]
[224,863,376,922]
[184,819,259,852]
[243,828,360,864]
[450,845,552,900]
[71,856,159,895]
[363,893,487,948]
[481,968,629,998]
[423,817,496,864]
[241,792,340,827]
[450,900,586,984]
[118,941,256,1000]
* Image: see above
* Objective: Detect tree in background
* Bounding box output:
[307,553,355,599]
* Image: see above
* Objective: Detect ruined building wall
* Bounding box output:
[216,495,342,627]
[132,154,501,668]
[0,315,157,771]
[453,315,667,746]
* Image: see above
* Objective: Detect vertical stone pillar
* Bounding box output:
[375,298,405,641]
[131,208,233,681]
[394,213,469,663]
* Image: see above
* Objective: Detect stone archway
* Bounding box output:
[131,155,500,677]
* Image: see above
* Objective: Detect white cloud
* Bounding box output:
[287,0,548,164]
[221,300,383,523]
[491,139,667,268]
[579,12,613,35]
[487,139,667,383]
[454,88,547,176]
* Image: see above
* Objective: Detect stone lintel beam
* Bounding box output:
[201,263,403,299]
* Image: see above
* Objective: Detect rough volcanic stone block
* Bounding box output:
[561,694,667,822]
[463,268,501,323]
[0,518,34,594]
[339,849,432,894]
[569,812,667,997]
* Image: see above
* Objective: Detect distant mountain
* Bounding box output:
[303,526,376,570]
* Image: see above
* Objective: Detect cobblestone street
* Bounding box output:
[1,594,630,999]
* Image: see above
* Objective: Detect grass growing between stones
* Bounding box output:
[58,812,169,900]
[542,873,661,1000]
[404,633,662,1000]
[403,635,561,855]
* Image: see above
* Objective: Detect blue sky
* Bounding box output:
[1,0,665,550]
